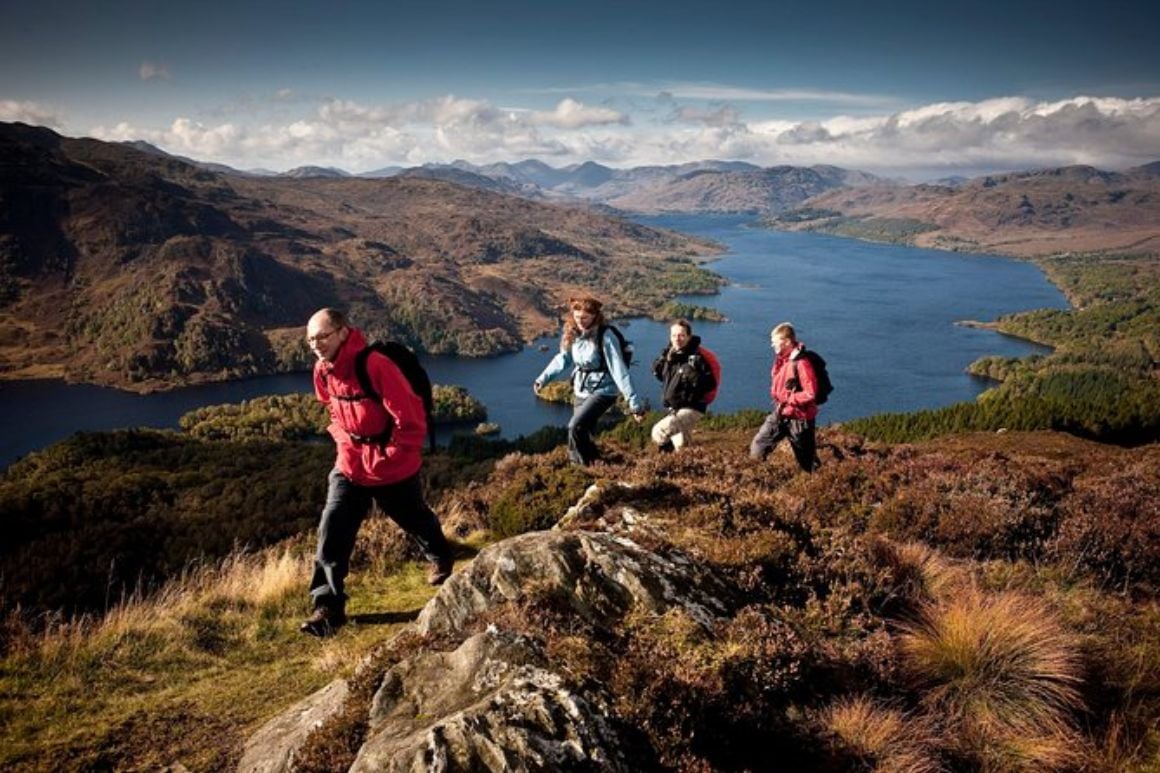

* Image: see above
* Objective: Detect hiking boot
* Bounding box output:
[427,557,454,586]
[299,605,346,637]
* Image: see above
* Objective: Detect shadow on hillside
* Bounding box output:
[350,609,422,626]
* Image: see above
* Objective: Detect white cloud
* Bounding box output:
[138,61,170,81]
[87,94,1160,177]
[625,95,1160,176]
[0,99,63,128]
[529,98,627,129]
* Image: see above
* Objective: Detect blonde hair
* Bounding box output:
[772,322,796,342]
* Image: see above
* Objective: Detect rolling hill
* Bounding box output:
[0,123,720,391]
[771,163,1160,257]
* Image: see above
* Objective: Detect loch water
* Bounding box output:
[0,215,1067,467]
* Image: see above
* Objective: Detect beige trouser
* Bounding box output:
[651,408,704,449]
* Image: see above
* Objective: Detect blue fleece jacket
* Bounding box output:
[535,326,644,414]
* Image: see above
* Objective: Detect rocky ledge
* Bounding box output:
[239,517,737,772]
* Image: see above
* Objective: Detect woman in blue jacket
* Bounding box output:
[533,295,646,465]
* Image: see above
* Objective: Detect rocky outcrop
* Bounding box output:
[238,526,737,771]
[237,679,349,773]
[352,629,628,771]
[417,529,737,636]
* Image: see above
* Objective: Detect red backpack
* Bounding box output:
[699,347,722,405]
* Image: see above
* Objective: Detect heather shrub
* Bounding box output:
[484,456,592,538]
[1051,455,1160,591]
[865,452,1071,562]
[608,606,818,770]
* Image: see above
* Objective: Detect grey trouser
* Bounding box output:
[310,468,451,609]
[749,411,818,472]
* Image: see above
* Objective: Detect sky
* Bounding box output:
[1,0,1158,180]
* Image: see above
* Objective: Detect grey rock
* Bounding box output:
[236,678,348,773]
[351,629,628,771]
[240,529,735,769]
[417,530,736,637]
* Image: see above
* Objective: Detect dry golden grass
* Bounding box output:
[900,589,1084,769]
[872,538,969,602]
[822,696,942,773]
[3,549,309,675]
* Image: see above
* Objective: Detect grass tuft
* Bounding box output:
[900,589,1083,766]
[821,695,941,773]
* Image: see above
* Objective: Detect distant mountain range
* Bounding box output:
[122,148,887,214]
[770,163,1160,257]
[0,123,718,391]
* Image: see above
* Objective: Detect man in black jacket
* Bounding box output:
[651,319,719,452]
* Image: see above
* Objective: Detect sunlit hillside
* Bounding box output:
[1,418,1157,771]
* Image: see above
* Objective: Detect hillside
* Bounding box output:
[0,123,720,391]
[1,423,1157,770]
[604,164,886,214]
[770,163,1160,257]
[406,159,886,214]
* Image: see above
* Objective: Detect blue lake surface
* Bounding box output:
[0,215,1067,467]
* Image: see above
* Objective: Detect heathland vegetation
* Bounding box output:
[1,419,1156,770]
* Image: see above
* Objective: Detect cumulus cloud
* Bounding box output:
[138,61,170,81]
[529,98,627,129]
[0,99,63,128]
[87,93,1160,177]
[631,95,1160,176]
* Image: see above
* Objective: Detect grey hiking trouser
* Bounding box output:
[310,468,451,611]
[749,411,818,472]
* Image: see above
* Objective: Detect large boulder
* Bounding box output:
[417,529,737,636]
[239,529,736,771]
[352,629,629,771]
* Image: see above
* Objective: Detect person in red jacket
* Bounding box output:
[748,322,820,472]
[300,308,454,637]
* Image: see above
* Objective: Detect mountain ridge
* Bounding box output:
[771,162,1160,257]
[0,122,720,392]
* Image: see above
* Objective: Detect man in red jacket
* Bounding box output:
[748,322,820,472]
[300,308,454,637]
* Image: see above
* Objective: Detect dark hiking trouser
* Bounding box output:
[568,393,617,466]
[749,411,818,472]
[310,468,452,611]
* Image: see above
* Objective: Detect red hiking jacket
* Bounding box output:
[770,343,819,421]
[313,328,425,485]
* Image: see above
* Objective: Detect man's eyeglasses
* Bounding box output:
[307,328,341,345]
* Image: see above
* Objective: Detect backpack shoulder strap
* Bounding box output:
[353,344,382,401]
[356,341,437,451]
[598,325,611,372]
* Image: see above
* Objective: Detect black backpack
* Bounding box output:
[593,324,634,371]
[792,349,834,405]
[353,341,437,450]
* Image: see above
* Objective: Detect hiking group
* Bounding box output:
[299,297,827,637]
